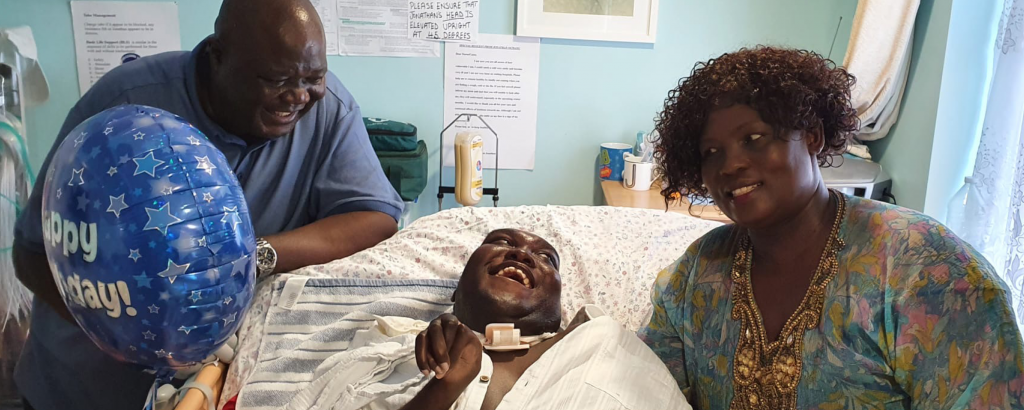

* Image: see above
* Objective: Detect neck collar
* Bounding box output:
[472,323,557,352]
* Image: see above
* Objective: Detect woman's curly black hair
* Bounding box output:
[654,46,859,205]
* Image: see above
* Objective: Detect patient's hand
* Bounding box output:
[415,313,483,389]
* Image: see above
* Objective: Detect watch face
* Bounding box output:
[256,243,275,273]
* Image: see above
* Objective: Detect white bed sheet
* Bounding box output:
[221,205,720,407]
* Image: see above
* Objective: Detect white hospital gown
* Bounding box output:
[287,312,691,410]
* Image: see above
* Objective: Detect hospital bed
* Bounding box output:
[171,205,721,410]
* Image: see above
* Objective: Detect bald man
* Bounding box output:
[12,1,402,408]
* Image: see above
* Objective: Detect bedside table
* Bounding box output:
[601,180,732,223]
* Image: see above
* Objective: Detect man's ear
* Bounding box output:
[804,124,825,156]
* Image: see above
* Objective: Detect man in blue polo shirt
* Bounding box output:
[12,0,403,408]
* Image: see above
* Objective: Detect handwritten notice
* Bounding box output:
[337,0,440,57]
[408,1,480,42]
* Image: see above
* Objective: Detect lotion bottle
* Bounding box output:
[454,131,483,206]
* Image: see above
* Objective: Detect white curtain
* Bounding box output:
[962,0,1024,327]
[842,0,920,159]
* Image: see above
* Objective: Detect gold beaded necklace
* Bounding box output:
[729,190,846,410]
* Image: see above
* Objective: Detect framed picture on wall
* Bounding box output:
[515,0,660,43]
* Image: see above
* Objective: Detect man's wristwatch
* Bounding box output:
[255,238,277,279]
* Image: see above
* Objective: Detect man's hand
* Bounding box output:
[397,314,482,410]
[415,313,482,388]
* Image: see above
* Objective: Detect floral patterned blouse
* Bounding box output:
[640,194,1024,410]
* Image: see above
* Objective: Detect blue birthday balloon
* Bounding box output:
[40,104,255,370]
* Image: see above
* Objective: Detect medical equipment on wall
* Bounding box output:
[821,155,894,202]
[437,114,500,210]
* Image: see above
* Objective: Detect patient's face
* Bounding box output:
[452,229,562,335]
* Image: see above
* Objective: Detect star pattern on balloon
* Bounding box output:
[67,168,85,187]
[107,194,128,218]
[43,105,257,369]
[151,175,180,197]
[195,156,217,175]
[144,203,182,235]
[133,152,165,177]
[221,206,241,230]
[158,259,190,283]
[171,232,199,251]
[133,273,153,289]
[231,256,248,276]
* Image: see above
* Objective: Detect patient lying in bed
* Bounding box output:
[285,229,688,410]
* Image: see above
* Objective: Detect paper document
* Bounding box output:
[443,34,540,170]
[70,1,181,95]
[336,0,440,57]
[310,0,341,55]
[408,1,480,43]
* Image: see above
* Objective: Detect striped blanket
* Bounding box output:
[236,278,458,410]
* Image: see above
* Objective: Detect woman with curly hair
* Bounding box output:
[639,46,1024,410]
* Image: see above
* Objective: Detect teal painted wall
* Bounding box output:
[869,0,1000,218]
[867,0,952,213]
[923,0,1000,219]
[2,0,856,221]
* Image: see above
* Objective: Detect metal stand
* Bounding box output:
[437,114,499,211]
